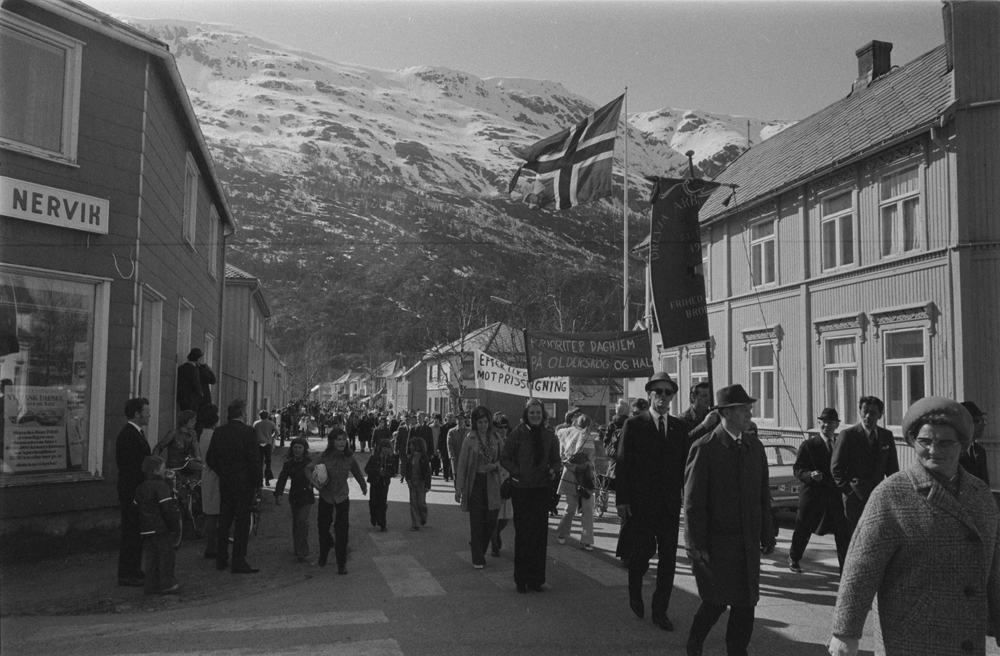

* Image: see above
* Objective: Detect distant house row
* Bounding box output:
[0,0,287,534]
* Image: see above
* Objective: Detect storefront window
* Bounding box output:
[1,270,97,481]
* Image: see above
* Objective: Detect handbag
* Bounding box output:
[500,475,515,500]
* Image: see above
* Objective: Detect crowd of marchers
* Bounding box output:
[114,356,998,656]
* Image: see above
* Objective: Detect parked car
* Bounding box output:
[765,443,800,513]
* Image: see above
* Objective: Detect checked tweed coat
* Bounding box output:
[832,461,1000,656]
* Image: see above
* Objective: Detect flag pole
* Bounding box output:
[622,87,629,407]
[622,87,629,333]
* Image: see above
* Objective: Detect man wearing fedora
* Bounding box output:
[684,384,775,656]
[615,371,691,632]
[788,408,850,573]
[830,395,899,537]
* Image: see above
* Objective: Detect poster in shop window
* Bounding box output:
[2,386,70,473]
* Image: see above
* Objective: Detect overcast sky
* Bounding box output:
[84,0,945,120]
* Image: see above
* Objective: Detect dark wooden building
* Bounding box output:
[1,0,235,532]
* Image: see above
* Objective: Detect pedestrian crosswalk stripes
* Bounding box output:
[104,640,404,656]
[547,544,629,586]
[371,555,446,597]
[29,611,388,642]
[368,531,409,555]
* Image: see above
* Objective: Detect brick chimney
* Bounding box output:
[852,40,893,92]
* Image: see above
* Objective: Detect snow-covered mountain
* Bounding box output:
[134,19,793,194]
[121,18,794,371]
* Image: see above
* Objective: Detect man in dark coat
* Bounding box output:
[206,398,262,574]
[830,395,899,536]
[615,371,690,632]
[394,414,415,457]
[116,397,151,587]
[789,407,850,573]
[684,384,776,656]
[176,348,204,412]
[960,401,990,484]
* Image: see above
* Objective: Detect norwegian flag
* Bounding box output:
[507,94,624,210]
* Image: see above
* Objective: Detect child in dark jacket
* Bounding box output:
[134,455,181,595]
[364,438,398,531]
[401,435,432,530]
[273,437,315,562]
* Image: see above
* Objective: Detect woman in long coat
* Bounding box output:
[829,397,1000,656]
[455,405,503,569]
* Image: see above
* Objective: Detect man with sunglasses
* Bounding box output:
[616,371,691,632]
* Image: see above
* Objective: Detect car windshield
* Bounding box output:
[765,445,797,466]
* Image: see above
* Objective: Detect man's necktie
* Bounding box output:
[658,416,665,439]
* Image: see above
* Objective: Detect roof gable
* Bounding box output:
[702,45,951,220]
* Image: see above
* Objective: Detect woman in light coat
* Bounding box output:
[455,405,503,569]
[196,404,220,559]
[555,413,603,550]
[829,397,1000,656]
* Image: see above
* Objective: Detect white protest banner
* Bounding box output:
[473,350,568,400]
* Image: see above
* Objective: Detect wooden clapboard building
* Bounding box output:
[0,0,234,532]
[647,2,1000,477]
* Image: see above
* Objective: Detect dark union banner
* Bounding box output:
[525,330,655,380]
[648,177,721,350]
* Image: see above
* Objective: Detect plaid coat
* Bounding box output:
[832,461,1000,655]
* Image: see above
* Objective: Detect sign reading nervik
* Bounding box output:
[525,330,654,379]
[474,350,568,399]
[1,177,109,235]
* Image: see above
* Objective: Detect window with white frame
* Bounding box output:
[750,220,776,287]
[208,208,220,278]
[1,266,109,483]
[749,343,776,420]
[823,336,858,425]
[821,192,855,270]
[884,329,926,426]
[183,154,199,246]
[249,306,256,345]
[0,12,83,164]
[660,353,680,415]
[690,352,709,389]
[879,167,920,258]
[204,332,215,370]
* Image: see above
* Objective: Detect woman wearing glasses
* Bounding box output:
[829,396,1000,656]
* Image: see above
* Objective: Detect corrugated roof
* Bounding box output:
[701,44,952,220]
[225,263,256,281]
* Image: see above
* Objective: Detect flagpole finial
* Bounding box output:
[685,150,697,180]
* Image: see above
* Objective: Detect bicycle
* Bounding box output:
[165,458,204,548]
[593,455,612,517]
[228,488,262,543]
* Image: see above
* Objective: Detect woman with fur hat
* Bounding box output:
[829,397,1000,656]
[274,437,315,563]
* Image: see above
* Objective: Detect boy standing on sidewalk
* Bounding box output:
[134,455,181,595]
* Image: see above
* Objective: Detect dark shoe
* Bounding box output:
[410,526,420,531]
[516,583,528,594]
[686,639,704,656]
[159,583,181,595]
[789,558,803,573]
[380,525,387,532]
[231,564,259,574]
[652,613,674,631]
[491,549,500,558]
[629,595,645,619]
[297,557,313,565]
[118,577,144,587]
[528,583,545,592]
[337,566,347,575]
[216,560,229,571]
[318,549,329,567]
[371,517,377,527]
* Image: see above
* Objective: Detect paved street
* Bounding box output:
[3,443,998,656]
